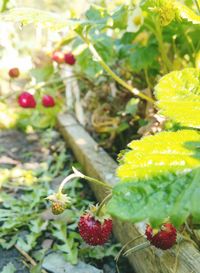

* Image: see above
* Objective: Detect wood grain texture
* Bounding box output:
[57,113,200,273]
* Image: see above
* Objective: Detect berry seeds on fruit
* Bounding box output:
[78,204,112,246]
[145,223,177,250]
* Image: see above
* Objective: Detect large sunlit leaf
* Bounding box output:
[155,68,200,128]
[109,129,200,226]
[108,168,200,227]
[117,130,200,181]
[0,8,81,31]
[175,2,200,24]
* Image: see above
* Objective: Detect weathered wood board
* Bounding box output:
[57,113,200,273]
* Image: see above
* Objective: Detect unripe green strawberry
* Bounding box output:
[51,201,66,215]
[46,192,71,215]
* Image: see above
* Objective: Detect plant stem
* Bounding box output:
[123,241,151,257]
[84,175,112,190]
[96,193,112,216]
[154,20,171,73]
[78,34,155,103]
[144,68,153,89]
[58,173,80,194]
[58,170,112,194]
[115,235,143,262]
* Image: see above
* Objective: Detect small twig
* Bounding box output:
[123,241,151,257]
[115,235,143,262]
[15,245,48,273]
[172,243,181,273]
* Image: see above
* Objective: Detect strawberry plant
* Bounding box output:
[107,67,200,228]
[1,0,200,263]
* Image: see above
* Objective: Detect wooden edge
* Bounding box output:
[57,113,200,273]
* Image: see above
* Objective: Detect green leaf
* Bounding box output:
[77,48,102,78]
[30,65,54,83]
[111,5,128,29]
[94,34,116,64]
[117,130,200,181]
[129,45,158,72]
[155,68,200,128]
[86,5,107,21]
[125,98,139,115]
[1,262,16,273]
[0,8,80,31]
[175,2,200,24]
[108,168,200,227]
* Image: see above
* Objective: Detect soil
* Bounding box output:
[0,129,135,273]
[0,248,29,273]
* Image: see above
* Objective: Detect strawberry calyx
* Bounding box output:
[86,204,111,224]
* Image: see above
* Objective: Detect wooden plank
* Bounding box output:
[57,113,200,273]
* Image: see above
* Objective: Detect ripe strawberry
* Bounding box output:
[51,201,66,215]
[52,51,65,64]
[78,212,112,246]
[42,95,55,107]
[18,92,36,108]
[9,67,20,78]
[64,52,76,65]
[145,223,177,250]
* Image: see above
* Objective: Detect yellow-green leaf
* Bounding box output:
[175,2,200,24]
[0,8,79,31]
[117,130,200,181]
[155,68,200,128]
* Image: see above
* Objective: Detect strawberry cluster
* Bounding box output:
[18,92,56,108]
[52,51,76,65]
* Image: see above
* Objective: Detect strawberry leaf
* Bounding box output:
[129,45,158,72]
[108,168,200,227]
[117,130,200,181]
[108,129,200,227]
[155,68,200,128]
[0,8,80,31]
[175,2,200,24]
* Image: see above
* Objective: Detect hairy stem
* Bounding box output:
[96,193,112,216]
[58,168,112,194]
[154,21,171,73]
[84,175,112,190]
[123,241,151,257]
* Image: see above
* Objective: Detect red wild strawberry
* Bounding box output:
[52,51,65,64]
[64,52,76,65]
[18,92,36,108]
[9,67,20,78]
[78,212,112,246]
[145,223,177,250]
[42,95,55,107]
